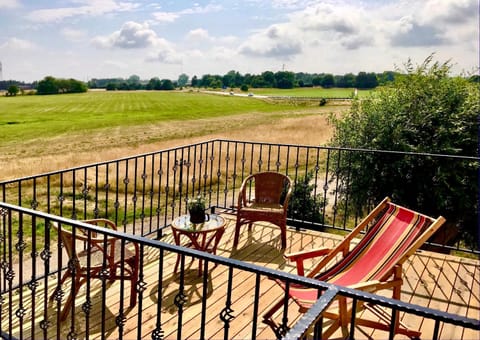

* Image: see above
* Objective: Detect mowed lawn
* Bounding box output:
[1,90,345,179]
[0,90,306,146]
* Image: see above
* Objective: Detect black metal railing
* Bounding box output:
[0,203,478,339]
[1,136,479,339]
[1,139,478,254]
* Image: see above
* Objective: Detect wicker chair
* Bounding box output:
[50,219,139,321]
[233,172,293,249]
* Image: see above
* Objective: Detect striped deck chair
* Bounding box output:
[263,197,445,339]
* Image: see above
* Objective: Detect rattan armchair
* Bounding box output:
[233,172,293,249]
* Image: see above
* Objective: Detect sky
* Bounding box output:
[0,0,478,83]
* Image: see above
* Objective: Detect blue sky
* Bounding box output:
[0,0,478,82]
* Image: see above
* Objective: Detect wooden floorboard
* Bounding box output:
[2,213,479,339]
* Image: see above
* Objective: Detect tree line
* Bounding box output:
[88,70,396,91]
[1,76,87,95]
[2,70,479,96]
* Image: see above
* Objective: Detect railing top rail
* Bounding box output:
[214,139,480,160]
[2,201,479,332]
[0,139,220,185]
[1,139,478,185]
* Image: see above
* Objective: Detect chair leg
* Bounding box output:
[60,277,83,321]
[50,269,71,302]
[127,258,139,308]
[262,298,289,338]
[280,222,287,249]
[233,218,242,247]
[263,298,285,322]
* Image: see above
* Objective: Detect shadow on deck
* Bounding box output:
[3,213,479,339]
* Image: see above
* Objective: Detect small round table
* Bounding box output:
[171,214,226,275]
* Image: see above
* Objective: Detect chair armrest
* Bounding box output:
[281,177,293,212]
[83,218,117,230]
[237,174,255,209]
[349,280,381,293]
[285,247,332,261]
[285,247,332,276]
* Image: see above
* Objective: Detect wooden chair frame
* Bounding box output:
[263,197,446,339]
[50,219,139,321]
[233,172,293,249]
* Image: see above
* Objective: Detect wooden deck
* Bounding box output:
[3,213,479,339]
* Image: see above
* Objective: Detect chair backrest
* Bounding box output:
[251,172,291,204]
[51,220,116,269]
[315,202,445,287]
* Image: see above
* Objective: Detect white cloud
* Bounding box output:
[292,3,357,34]
[389,16,448,47]
[152,12,179,23]
[179,3,222,15]
[421,0,477,24]
[186,28,212,42]
[25,0,139,23]
[0,37,36,50]
[146,48,182,64]
[0,0,19,9]
[152,3,222,23]
[1,0,478,81]
[239,24,302,59]
[92,21,158,49]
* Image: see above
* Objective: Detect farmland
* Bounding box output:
[0,90,349,180]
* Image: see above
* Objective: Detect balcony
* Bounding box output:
[1,139,479,339]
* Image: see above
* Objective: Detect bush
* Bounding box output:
[287,172,325,224]
[6,85,19,96]
[329,55,479,250]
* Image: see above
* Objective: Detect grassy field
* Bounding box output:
[0,90,309,145]
[245,87,373,98]
[0,90,348,180]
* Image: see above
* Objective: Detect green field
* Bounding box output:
[0,90,311,146]
[248,87,373,98]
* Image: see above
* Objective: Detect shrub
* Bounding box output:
[288,172,325,224]
[329,55,479,250]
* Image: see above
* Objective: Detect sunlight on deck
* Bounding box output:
[3,213,479,339]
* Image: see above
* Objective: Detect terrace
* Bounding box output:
[1,139,479,339]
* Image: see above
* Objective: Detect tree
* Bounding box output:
[335,73,356,88]
[329,56,479,249]
[261,71,275,87]
[222,70,237,88]
[177,73,189,87]
[321,74,335,88]
[274,71,295,89]
[106,83,117,91]
[312,76,322,86]
[147,77,162,90]
[36,76,59,95]
[355,72,378,88]
[160,79,175,90]
[68,78,87,93]
[6,85,19,96]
